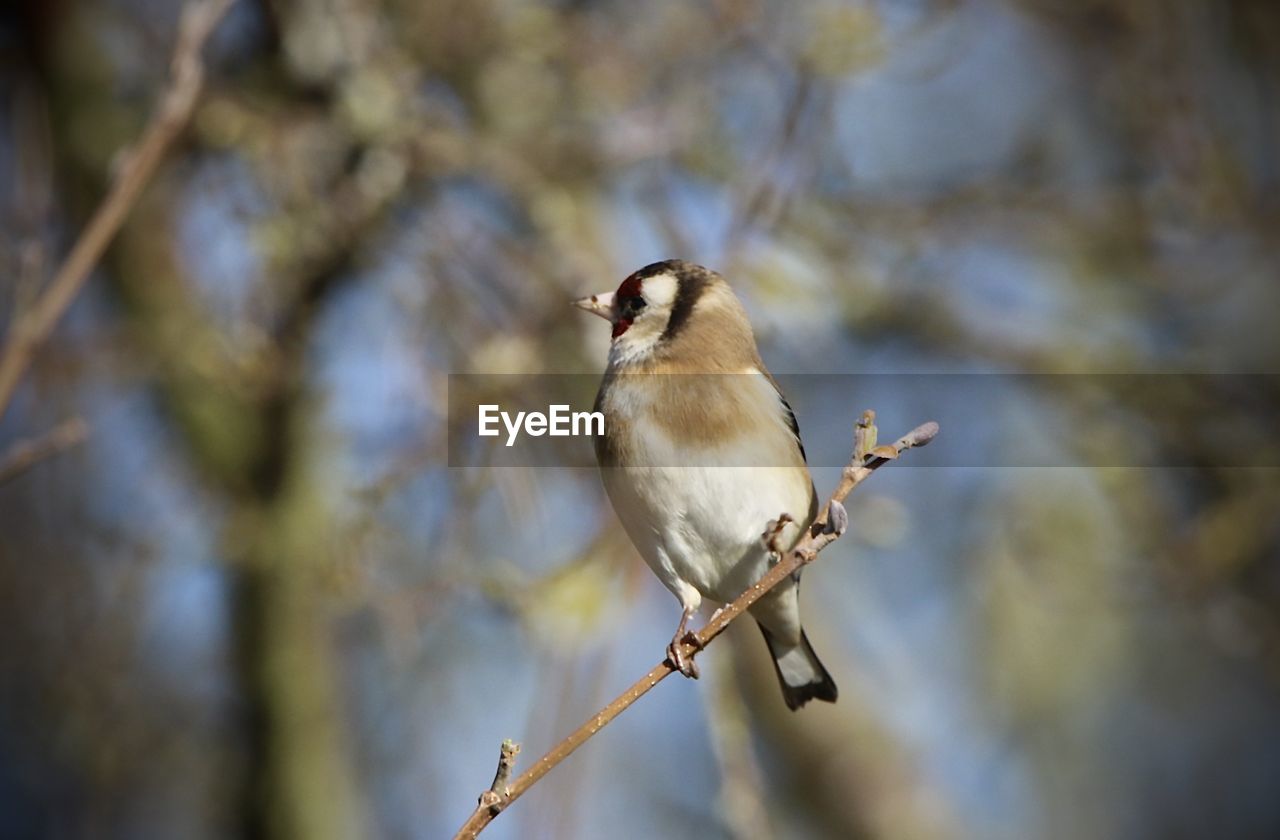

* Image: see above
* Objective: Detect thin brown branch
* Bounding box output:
[0,0,237,421]
[0,416,89,485]
[452,410,940,839]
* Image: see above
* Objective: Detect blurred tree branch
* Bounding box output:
[0,416,87,485]
[73,2,410,834]
[107,156,393,840]
[0,0,237,422]
[452,412,939,839]
[704,649,775,840]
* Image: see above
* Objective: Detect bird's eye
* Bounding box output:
[621,296,646,319]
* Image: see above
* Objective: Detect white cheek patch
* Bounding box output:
[609,317,666,366]
[640,273,678,308]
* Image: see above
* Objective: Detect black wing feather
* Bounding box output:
[763,370,808,464]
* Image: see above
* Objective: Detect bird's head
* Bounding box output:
[573,260,724,366]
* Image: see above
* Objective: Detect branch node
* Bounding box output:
[854,409,877,462]
[478,739,521,814]
[825,499,848,537]
[898,420,940,450]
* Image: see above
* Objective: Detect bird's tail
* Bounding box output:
[758,623,838,711]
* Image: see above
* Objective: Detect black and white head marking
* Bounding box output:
[608,260,715,367]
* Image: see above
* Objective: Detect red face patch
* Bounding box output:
[612,273,644,339]
[616,274,643,299]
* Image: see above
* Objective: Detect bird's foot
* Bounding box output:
[666,633,701,679]
[666,609,702,679]
[825,499,848,537]
[760,512,795,559]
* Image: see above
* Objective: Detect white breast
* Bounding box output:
[599,373,814,604]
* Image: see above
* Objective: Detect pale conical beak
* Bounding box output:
[571,291,615,321]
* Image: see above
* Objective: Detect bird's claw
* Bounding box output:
[760,512,795,555]
[667,633,701,679]
[826,499,848,536]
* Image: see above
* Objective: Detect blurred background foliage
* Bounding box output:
[2,0,1279,838]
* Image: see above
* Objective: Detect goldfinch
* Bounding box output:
[573,260,837,710]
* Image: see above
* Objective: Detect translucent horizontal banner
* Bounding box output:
[446,374,1280,468]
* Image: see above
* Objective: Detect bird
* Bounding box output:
[572,259,838,710]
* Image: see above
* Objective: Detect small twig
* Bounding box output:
[451,412,939,839]
[0,416,89,485]
[474,739,521,815]
[0,0,237,422]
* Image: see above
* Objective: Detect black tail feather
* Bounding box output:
[758,623,838,711]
